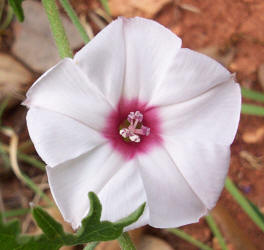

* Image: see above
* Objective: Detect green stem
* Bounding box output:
[2,208,30,218]
[83,242,99,250]
[118,232,136,250]
[0,97,9,126]
[0,143,9,168]
[0,5,13,31]
[99,0,110,15]
[59,0,90,44]
[21,172,53,206]
[167,229,213,250]
[205,214,228,250]
[242,88,264,103]
[0,143,45,171]
[225,177,264,232]
[17,152,45,171]
[0,0,5,20]
[241,103,264,116]
[41,0,73,58]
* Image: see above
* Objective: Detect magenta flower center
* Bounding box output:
[119,111,150,143]
[103,98,162,160]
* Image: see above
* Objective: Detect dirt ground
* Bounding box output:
[0,0,264,249]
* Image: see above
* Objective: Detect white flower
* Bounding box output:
[24,17,241,230]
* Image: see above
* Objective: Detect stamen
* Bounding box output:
[120,111,150,143]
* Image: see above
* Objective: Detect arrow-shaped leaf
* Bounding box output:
[0,192,145,249]
[33,192,146,246]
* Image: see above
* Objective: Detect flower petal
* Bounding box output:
[74,18,125,107]
[160,79,241,145]
[98,160,149,231]
[24,58,112,130]
[47,144,147,230]
[164,139,230,209]
[150,49,235,106]
[137,147,207,228]
[27,107,106,167]
[47,144,122,229]
[122,17,182,102]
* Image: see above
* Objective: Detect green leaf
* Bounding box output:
[33,192,146,246]
[0,192,145,249]
[8,0,24,22]
[32,207,67,245]
[15,235,60,250]
[0,214,20,249]
[0,213,59,250]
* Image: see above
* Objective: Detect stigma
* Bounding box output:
[119,111,150,143]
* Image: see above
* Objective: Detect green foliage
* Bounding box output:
[33,192,145,245]
[0,213,58,250]
[42,0,73,58]
[242,87,264,103]
[0,215,20,249]
[8,0,24,22]
[59,0,90,44]
[167,228,213,250]
[241,87,264,116]
[205,214,228,250]
[0,192,145,249]
[248,200,264,224]
[225,177,264,232]
[2,208,30,218]
[99,0,110,15]
[83,242,99,250]
[241,104,264,116]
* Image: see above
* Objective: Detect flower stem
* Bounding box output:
[41,0,73,58]
[225,177,264,232]
[59,0,90,44]
[118,232,136,250]
[0,97,9,126]
[0,0,5,20]
[241,87,264,103]
[241,103,264,116]
[205,214,228,250]
[2,207,30,218]
[99,0,110,15]
[167,229,213,250]
[83,242,99,250]
[0,5,13,31]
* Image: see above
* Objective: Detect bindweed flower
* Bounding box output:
[24,17,241,230]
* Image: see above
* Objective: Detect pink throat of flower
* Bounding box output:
[102,98,162,160]
[119,111,150,143]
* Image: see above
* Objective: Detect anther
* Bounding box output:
[120,111,150,143]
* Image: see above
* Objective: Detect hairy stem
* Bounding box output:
[83,242,99,250]
[118,232,136,250]
[42,0,73,58]
[59,0,90,44]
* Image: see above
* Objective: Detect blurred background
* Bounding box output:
[0,0,264,249]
